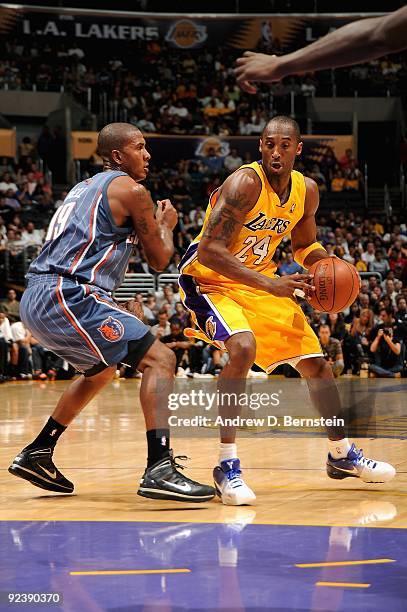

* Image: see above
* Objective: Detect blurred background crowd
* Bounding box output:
[1,36,406,137]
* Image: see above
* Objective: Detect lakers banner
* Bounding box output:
[0,129,16,158]
[145,134,354,166]
[71,131,353,165]
[0,5,379,50]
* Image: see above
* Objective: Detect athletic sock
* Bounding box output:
[146,428,170,467]
[219,442,238,464]
[23,417,67,451]
[328,437,352,459]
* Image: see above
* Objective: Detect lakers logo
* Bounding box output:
[165,19,207,48]
[244,212,290,234]
[98,316,124,342]
[205,316,217,340]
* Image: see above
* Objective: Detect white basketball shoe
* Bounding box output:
[326,443,396,483]
[213,459,256,505]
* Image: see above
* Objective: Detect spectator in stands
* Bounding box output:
[339,148,356,171]
[0,312,12,381]
[160,319,192,374]
[21,221,43,247]
[331,169,346,192]
[318,324,344,377]
[0,173,18,194]
[369,249,390,275]
[278,252,302,276]
[18,137,35,165]
[370,325,404,378]
[30,336,48,380]
[4,188,21,210]
[201,147,224,176]
[155,284,179,314]
[301,76,317,97]
[224,148,243,173]
[0,289,20,323]
[169,302,190,328]
[9,319,31,380]
[362,242,376,266]
[151,310,171,339]
[344,161,363,191]
[145,294,158,319]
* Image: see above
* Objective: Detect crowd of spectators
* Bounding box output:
[2,34,406,135]
[0,135,59,286]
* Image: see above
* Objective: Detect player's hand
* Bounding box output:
[235,52,284,93]
[123,298,145,321]
[267,273,315,299]
[377,329,384,337]
[156,199,178,230]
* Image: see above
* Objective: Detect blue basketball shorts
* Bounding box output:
[20,274,155,374]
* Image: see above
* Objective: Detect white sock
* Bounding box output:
[219,442,238,464]
[328,438,351,459]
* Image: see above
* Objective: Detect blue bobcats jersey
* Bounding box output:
[29,171,137,292]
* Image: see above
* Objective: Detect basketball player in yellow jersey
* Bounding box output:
[179,116,395,505]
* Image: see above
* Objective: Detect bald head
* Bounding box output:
[97,123,142,162]
[262,115,301,143]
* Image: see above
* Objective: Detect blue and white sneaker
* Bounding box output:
[213,459,256,505]
[326,443,396,483]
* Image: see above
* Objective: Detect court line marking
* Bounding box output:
[1,519,407,529]
[70,568,191,576]
[316,582,370,588]
[296,558,395,568]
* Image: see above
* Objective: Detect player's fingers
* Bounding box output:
[238,79,257,94]
[243,50,256,58]
[292,273,313,281]
[293,280,315,293]
[235,57,249,67]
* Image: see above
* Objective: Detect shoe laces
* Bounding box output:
[226,468,243,487]
[354,447,377,469]
[170,453,189,471]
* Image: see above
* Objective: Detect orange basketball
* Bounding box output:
[308,257,360,313]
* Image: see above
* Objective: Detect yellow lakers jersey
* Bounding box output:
[179,161,306,289]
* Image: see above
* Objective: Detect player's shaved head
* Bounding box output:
[262,116,301,142]
[97,122,142,160]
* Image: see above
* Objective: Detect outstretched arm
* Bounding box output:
[235,6,407,93]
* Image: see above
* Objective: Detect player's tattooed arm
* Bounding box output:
[198,170,313,297]
[201,169,261,246]
[108,176,176,271]
[291,177,328,268]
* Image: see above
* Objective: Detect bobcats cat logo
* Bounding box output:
[98,317,124,342]
[205,316,217,340]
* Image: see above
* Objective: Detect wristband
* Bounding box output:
[294,242,326,267]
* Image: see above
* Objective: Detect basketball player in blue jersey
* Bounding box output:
[8,123,215,503]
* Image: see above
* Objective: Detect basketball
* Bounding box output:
[308,257,361,313]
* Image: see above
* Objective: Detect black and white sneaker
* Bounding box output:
[137,451,215,503]
[8,448,74,493]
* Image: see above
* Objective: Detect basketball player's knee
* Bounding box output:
[149,342,176,375]
[228,333,256,367]
[83,364,116,384]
